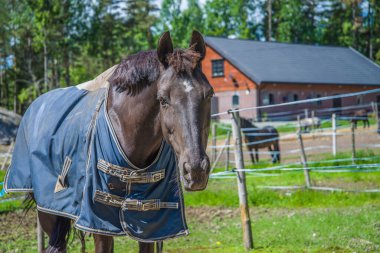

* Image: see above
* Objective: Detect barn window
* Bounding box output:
[316,94,322,105]
[263,93,274,105]
[232,93,239,107]
[212,59,224,77]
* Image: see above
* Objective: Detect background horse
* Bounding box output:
[240,117,280,164]
[351,109,369,128]
[299,116,321,132]
[8,31,212,253]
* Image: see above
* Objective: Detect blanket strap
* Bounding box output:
[97,159,165,184]
[94,190,178,211]
[54,157,72,193]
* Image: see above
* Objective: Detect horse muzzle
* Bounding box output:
[181,157,210,191]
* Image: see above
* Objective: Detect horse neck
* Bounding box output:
[106,84,163,168]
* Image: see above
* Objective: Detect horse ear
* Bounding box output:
[189,30,205,61]
[157,31,173,67]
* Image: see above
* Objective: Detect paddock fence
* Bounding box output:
[207,88,380,192]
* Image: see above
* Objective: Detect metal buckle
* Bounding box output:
[152,173,161,182]
[142,200,158,211]
[122,199,159,211]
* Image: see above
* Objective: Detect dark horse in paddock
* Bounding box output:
[351,109,370,128]
[7,31,212,253]
[240,117,280,164]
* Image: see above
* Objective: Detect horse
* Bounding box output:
[240,117,280,164]
[299,116,321,133]
[4,31,213,253]
[351,109,369,128]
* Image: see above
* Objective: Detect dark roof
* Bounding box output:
[205,36,380,86]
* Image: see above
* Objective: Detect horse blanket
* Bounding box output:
[4,69,188,242]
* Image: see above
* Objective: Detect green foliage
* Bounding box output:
[203,0,257,38]
[1,0,380,113]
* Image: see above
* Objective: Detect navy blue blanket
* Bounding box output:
[5,85,188,242]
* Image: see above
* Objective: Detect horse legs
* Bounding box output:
[268,146,274,163]
[248,147,255,165]
[156,241,163,253]
[37,211,71,253]
[255,148,259,163]
[364,119,370,128]
[272,141,281,163]
[94,234,114,253]
[138,242,155,253]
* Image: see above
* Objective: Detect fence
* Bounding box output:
[208,88,380,250]
[1,88,380,251]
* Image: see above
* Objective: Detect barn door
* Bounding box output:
[333,97,342,115]
[211,96,219,117]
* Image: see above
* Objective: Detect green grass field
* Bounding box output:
[1,150,380,252]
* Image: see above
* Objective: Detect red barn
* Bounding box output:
[202,37,380,120]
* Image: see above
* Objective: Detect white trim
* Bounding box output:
[3,163,33,193]
[37,205,78,220]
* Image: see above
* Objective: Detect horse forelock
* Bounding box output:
[108,47,201,95]
[167,46,201,75]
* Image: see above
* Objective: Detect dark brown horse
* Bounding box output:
[35,31,212,253]
[351,109,370,128]
[240,117,280,164]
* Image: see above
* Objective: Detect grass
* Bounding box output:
[1,150,380,252]
[210,117,377,136]
[0,170,23,213]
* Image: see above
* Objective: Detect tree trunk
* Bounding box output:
[44,29,49,91]
[368,1,373,59]
[64,44,70,87]
[267,0,272,42]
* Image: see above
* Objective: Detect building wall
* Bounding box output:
[203,44,380,121]
[202,45,259,119]
[202,46,257,93]
[259,83,380,120]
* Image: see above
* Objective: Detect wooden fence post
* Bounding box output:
[351,122,356,165]
[37,215,45,252]
[230,110,254,250]
[225,131,231,171]
[304,108,309,119]
[1,141,14,170]
[211,123,217,163]
[210,140,227,173]
[332,113,337,156]
[297,129,311,188]
[372,101,379,132]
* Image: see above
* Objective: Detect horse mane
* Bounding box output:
[240,117,257,132]
[108,47,201,95]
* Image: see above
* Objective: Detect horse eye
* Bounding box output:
[206,90,215,99]
[159,97,169,106]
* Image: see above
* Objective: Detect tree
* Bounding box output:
[262,0,318,43]
[204,0,257,39]
[157,0,204,47]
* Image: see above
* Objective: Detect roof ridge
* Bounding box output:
[204,36,351,50]
[205,38,263,84]
[348,47,380,71]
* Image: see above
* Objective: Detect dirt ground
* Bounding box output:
[210,124,380,166]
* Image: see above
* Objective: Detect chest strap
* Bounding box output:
[97,159,165,184]
[94,190,178,211]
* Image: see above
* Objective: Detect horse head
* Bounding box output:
[156,31,213,191]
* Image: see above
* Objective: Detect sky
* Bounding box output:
[155,0,207,10]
